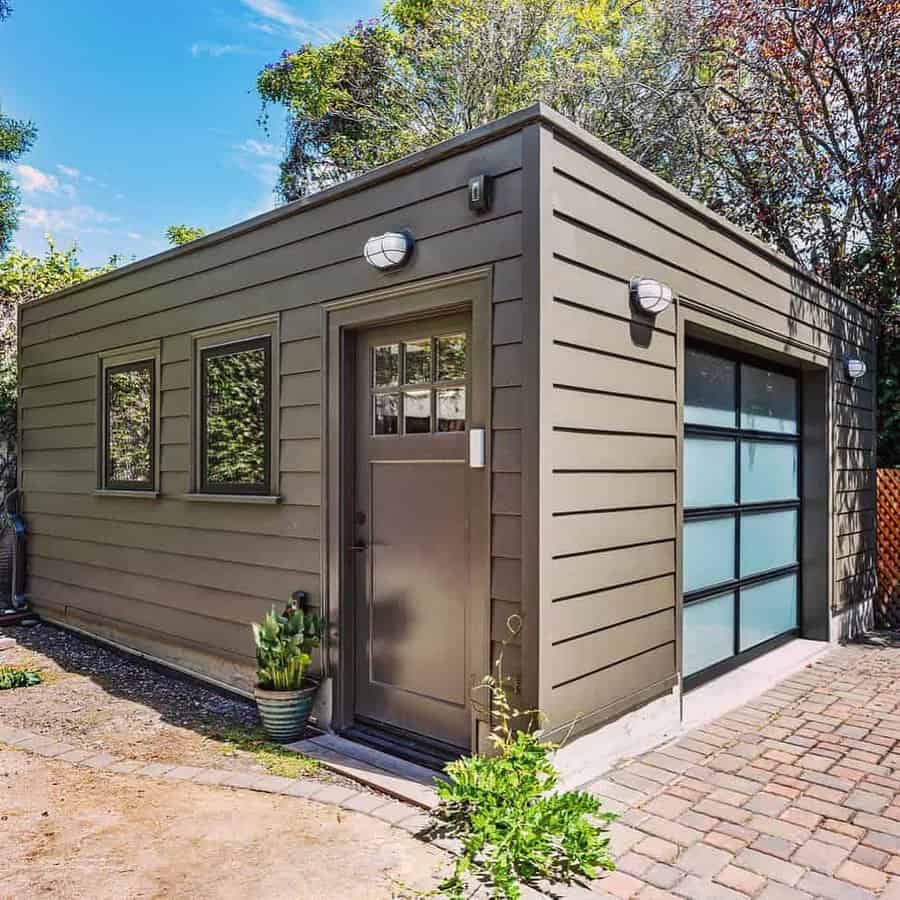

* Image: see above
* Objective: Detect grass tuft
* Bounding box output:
[0,665,42,690]
[214,724,320,778]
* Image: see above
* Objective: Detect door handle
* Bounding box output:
[349,544,367,552]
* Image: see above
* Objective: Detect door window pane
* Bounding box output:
[374,344,400,387]
[374,393,399,435]
[684,593,734,676]
[403,390,431,433]
[106,362,154,487]
[741,509,798,577]
[740,574,798,650]
[685,348,736,428]
[684,517,735,592]
[404,339,432,384]
[203,341,269,490]
[741,441,798,503]
[436,334,467,381]
[437,388,466,432]
[684,437,736,508]
[741,364,798,434]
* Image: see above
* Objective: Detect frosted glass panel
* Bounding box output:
[684,437,735,508]
[741,509,798,577]
[684,593,734,676]
[740,441,798,503]
[741,364,798,434]
[685,348,737,427]
[684,517,735,592]
[740,574,798,650]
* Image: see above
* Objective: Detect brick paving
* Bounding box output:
[578,642,900,898]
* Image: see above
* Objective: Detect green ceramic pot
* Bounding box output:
[254,683,317,743]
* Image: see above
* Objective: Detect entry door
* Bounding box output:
[353,313,471,749]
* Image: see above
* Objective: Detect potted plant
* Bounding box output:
[252,592,325,743]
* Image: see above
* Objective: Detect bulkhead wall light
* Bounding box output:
[843,354,867,380]
[630,277,674,315]
[364,231,413,270]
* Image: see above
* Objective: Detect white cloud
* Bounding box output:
[15,165,59,194]
[127,232,143,240]
[21,204,121,234]
[233,138,279,159]
[190,41,250,57]
[56,164,81,178]
[240,0,334,41]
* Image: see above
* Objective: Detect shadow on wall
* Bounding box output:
[833,588,876,642]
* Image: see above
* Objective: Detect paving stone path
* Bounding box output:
[577,642,900,899]
[8,640,900,898]
[0,721,432,834]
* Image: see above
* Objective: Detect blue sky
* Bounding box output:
[1,0,380,266]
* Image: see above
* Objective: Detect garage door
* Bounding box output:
[682,343,800,687]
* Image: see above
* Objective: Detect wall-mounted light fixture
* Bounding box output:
[843,354,867,380]
[364,231,413,270]
[630,277,673,315]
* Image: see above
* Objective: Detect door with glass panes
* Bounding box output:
[683,344,801,686]
[352,313,471,750]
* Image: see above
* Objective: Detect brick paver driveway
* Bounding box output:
[579,641,900,899]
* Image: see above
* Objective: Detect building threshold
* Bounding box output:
[286,732,441,809]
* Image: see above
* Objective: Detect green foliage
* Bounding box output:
[0,239,118,451]
[252,597,325,691]
[432,652,615,899]
[106,366,153,484]
[256,0,702,200]
[166,224,207,246]
[0,239,118,455]
[204,346,268,486]
[0,2,36,253]
[0,665,42,689]
[214,724,321,777]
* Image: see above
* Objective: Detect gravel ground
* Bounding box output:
[0,621,353,786]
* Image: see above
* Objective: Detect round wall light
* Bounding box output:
[364,231,413,270]
[843,355,867,380]
[630,277,674,315]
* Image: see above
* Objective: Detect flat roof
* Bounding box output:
[25,103,868,314]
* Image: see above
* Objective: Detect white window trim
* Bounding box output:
[96,340,161,497]
[187,315,281,502]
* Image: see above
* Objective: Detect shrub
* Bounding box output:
[432,652,616,899]
[252,596,325,691]
[0,665,41,689]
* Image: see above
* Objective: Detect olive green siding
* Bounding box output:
[18,120,531,695]
[17,106,876,742]
[537,114,876,735]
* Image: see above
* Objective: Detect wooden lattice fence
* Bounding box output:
[877,469,900,627]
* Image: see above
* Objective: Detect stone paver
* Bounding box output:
[577,642,900,897]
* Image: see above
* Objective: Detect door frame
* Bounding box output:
[321,267,493,753]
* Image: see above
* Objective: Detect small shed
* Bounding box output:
[17,105,876,765]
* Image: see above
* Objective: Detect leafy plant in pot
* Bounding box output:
[252,592,325,743]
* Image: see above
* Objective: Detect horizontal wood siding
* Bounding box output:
[541,126,877,731]
[19,131,525,692]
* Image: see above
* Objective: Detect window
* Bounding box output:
[103,359,156,491]
[199,336,272,494]
[683,344,801,684]
[371,332,468,436]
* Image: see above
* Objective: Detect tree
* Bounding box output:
[0,239,119,450]
[684,0,900,462]
[1,2,38,254]
[256,0,709,200]
[166,224,207,246]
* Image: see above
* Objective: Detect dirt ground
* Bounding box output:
[0,623,348,783]
[0,749,447,900]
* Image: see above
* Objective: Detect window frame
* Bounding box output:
[683,340,802,688]
[190,317,280,501]
[370,329,469,437]
[97,342,160,496]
